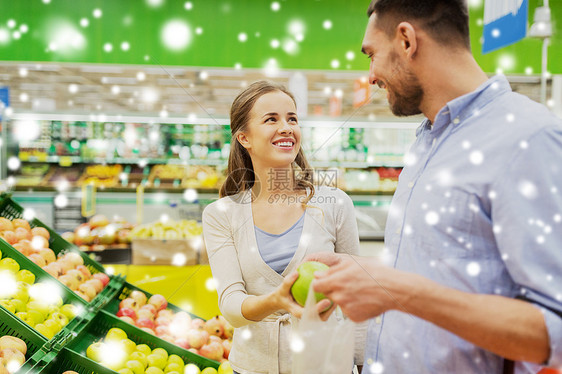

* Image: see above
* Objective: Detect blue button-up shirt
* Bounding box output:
[365,75,562,373]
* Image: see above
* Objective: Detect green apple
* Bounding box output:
[48,312,69,327]
[130,352,148,368]
[145,367,164,374]
[26,301,50,319]
[166,372,180,374]
[13,284,29,303]
[121,338,137,355]
[201,368,218,374]
[147,354,167,370]
[106,327,128,341]
[135,344,152,356]
[218,361,233,374]
[16,269,35,285]
[43,318,61,335]
[35,323,55,339]
[290,261,330,307]
[0,258,20,273]
[86,342,104,362]
[166,355,184,369]
[164,363,182,373]
[10,299,26,313]
[16,312,35,327]
[26,309,45,325]
[0,300,16,313]
[60,304,78,320]
[118,369,134,374]
[126,360,145,374]
[184,364,201,374]
[151,348,168,360]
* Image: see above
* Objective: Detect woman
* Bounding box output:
[202,81,364,374]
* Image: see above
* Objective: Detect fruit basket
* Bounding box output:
[0,195,117,306]
[65,309,219,371]
[17,347,116,374]
[0,241,88,341]
[0,301,48,372]
[103,281,232,363]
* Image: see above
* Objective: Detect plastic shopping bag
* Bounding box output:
[291,287,355,374]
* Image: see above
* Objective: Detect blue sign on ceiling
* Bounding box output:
[483,0,528,54]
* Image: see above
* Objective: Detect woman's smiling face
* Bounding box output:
[238,90,301,169]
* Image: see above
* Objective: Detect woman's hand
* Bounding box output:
[271,271,304,318]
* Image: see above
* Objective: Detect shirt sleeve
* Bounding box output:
[202,203,252,328]
[333,188,367,364]
[334,189,361,256]
[491,125,562,367]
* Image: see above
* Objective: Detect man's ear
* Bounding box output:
[237,132,251,150]
[396,22,417,59]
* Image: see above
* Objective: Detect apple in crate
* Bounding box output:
[119,298,139,311]
[93,272,110,287]
[199,341,224,362]
[136,318,155,330]
[136,309,155,321]
[147,294,167,311]
[204,316,224,337]
[119,316,136,325]
[117,307,137,320]
[129,290,147,306]
[139,304,157,316]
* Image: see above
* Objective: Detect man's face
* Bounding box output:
[362,14,423,117]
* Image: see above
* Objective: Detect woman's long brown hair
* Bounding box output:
[219,80,314,205]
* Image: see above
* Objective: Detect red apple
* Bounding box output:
[188,348,199,355]
[136,318,155,330]
[222,339,231,359]
[85,279,104,293]
[129,290,147,306]
[76,265,92,280]
[93,272,110,287]
[204,316,224,337]
[174,338,190,350]
[187,329,209,349]
[147,294,167,311]
[136,309,155,321]
[199,342,224,361]
[119,316,135,325]
[157,309,174,320]
[191,318,205,330]
[28,253,46,267]
[139,304,157,315]
[155,316,171,326]
[155,325,169,337]
[117,307,137,320]
[140,327,155,335]
[119,298,139,311]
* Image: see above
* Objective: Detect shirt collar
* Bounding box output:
[421,75,512,135]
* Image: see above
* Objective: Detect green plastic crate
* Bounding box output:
[66,309,219,371]
[0,303,47,371]
[103,280,205,321]
[0,195,117,308]
[17,347,117,374]
[0,194,106,275]
[0,241,88,341]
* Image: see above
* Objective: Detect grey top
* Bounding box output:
[254,212,305,275]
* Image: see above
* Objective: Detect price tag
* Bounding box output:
[81,183,96,217]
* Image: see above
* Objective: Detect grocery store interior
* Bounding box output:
[0,0,560,373]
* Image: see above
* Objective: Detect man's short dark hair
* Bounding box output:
[367,0,470,49]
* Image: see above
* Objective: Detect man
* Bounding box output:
[309,0,562,373]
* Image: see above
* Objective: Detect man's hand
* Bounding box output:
[312,255,414,322]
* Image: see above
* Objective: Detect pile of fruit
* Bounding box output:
[81,165,123,187]
[0,216,110,303]
[0,335,27,374]
[116,292,232,362]
[86,327,231,374]
[0,251,80,339]
[62,214,134,251]
[130,219,202,240]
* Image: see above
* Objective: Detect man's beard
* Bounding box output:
[387,51,424,117]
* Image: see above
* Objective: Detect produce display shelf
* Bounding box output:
[66,309,219,370]
[17,347,116,374]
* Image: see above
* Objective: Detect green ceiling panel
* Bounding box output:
[0,0,560,74]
